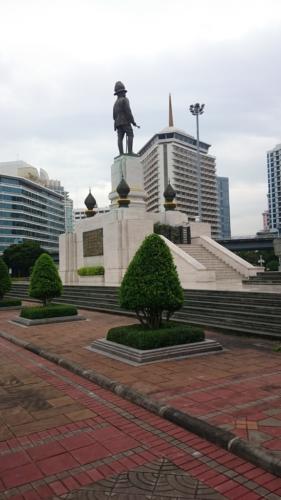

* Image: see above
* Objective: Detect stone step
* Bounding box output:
[7,284,281,338]
[9,284,281,305]
[180,305,281,325]
[181,301,281,316]
[178,243,243,280]
[174,313,281,338]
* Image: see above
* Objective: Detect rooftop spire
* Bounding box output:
[168,93,174,127]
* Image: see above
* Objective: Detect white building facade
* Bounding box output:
[73,207,110,229]
[138,126,220,238]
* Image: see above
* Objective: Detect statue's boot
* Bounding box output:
[128,136,133,154]
[118,137,124,155]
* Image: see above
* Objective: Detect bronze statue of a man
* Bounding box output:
[113,81,139,155]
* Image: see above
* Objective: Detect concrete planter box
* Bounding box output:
[78,275,104,285]
[13,314,86,326]
[88,338,223,366]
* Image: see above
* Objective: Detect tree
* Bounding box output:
[119,234,184,329]
[0,257,11,300]
[29,253,63,306]
[235,249,279,270]
[3,241,47,277]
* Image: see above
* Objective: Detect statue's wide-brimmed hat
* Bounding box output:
[114,81,127,95]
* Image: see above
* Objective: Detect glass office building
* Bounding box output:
[0,174,65,255]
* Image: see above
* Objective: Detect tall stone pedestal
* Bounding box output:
[109,154,146,209]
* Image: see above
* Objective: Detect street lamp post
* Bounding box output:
[189,103,205,222]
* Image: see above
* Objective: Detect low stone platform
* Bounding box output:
[88,338,223,365]
[12,314,86,326]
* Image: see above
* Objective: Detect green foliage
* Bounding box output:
[0,257,12,299]
[21,304,77,319]
[3,241,47,277]
[77,266,104,276]
[107,322,204,350]
[0,298,21,307]
[266,260,279,271]
[29,253,63,306]
[119,233,184,329]
[235,249,279,270]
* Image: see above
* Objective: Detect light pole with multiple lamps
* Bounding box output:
[189,103,205,222]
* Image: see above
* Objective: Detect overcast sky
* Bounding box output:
[0,0,280,235]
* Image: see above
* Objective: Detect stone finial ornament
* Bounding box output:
[164,181,177,211]
[84,189,97,217]
[116,176,131,208]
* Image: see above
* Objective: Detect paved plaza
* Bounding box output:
[0,307,281,498]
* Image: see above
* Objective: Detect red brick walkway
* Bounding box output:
[0,337,281,498]
[1,307,281,459]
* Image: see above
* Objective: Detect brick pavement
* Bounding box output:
[0,335,280,499]
[1,308,281,460]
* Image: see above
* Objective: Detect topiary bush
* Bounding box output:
[21,304,77,319]
[119,233,184,329]
[29,253,63,306]
[77,266,104,276]
[107,322,204,350]
[0,257,12,300]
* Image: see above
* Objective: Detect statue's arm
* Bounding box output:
[124,98,136,125]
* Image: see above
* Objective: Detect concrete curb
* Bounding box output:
[12,314,86,326]
[1,330,281,478]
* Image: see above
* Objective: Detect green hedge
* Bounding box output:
[107,322,204,350]
[0,298,22,307]
[20,304,78,319]
[77,266,104,276]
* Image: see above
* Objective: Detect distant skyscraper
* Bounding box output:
[217,176,231,239]
[267,144,281,234]
[138,96,220,238]
[262,209,270,231]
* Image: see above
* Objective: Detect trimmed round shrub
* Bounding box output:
[0,257,11,299]
[107,322,204,350]
[20,304,77,319]
[119,234,184,329]
[29,253,63,306]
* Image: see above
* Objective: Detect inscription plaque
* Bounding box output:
[83,228,103,257]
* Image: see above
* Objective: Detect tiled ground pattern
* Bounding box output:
[61,458,226,499]
[0,336,280,499]
[1,307,281,456]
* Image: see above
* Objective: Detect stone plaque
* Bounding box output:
[83,228,103,257]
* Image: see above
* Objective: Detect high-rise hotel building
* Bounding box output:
[138,100,220,238]
[267,144,281,234]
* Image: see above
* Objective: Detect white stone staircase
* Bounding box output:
[178,241,244,281]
